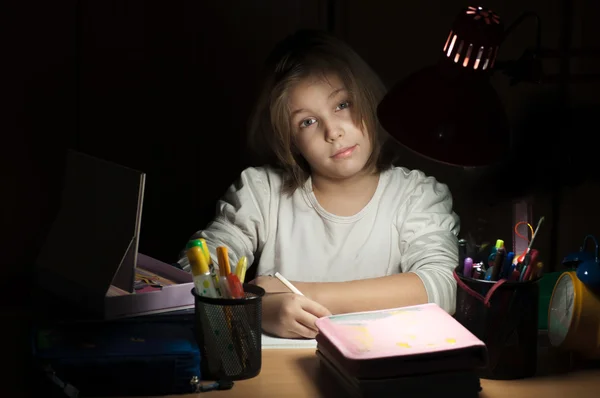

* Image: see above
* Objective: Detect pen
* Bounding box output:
[274,272,304,296]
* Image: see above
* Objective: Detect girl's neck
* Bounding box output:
[310,168,381,217]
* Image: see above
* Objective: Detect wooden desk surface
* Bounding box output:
[173,349,600,398]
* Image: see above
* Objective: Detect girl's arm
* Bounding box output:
[261,176,460,315]
[177,167,272,272]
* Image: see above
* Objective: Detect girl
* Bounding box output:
[179,30,460,339]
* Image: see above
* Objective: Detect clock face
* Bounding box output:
[548,273,575,346]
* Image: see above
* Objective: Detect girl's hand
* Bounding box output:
[261,293,331,339]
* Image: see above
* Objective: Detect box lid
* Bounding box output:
[35,150,145,313]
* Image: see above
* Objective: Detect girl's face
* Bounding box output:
[288,74,372,182]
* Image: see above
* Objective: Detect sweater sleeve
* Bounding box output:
[396,172,460,314]
[177,167,272,273]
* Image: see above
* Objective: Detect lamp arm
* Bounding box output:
[502,11,542,53]
[494,11,544,85]
[496,11,600,84]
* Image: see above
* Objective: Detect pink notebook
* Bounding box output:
[315,303,487,379]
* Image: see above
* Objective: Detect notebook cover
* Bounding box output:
[315,303,487,378]
[316,349,481,398]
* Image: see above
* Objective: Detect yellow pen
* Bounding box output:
[235,256,248,283]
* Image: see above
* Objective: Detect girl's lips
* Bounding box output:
[331,145,357,159]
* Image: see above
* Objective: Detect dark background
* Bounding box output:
[4,0,600,283]
[2,0,600,396]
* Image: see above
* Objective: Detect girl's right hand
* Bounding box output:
[261,292,332,339]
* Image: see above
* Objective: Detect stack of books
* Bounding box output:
[315,303,487,397]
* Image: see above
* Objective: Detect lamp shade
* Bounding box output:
[377,6,511,167]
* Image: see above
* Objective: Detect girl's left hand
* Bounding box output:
[249,275,290,293]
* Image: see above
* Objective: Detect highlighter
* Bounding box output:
[186,246,219,298]
[463,257,473,278]
[488,239,505,266]
[235,256,248,283]
[501,252,515,279]
[198,238,221,294]
[186,239,202,250]
[199,238,219,282]
[484,267,494,281]
[491,247,506,281]
[217,246,232,276]
[227,274,245,299]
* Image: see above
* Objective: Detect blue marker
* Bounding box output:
[501,251,515,279]
[485,266,494,281]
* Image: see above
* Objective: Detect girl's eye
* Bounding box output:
[300,118,317,128]
[336,101,351,111]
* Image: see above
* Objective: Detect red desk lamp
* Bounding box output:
[378,6,513,167]
[377,4,597,270]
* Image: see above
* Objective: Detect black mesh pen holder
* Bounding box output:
[192,284,265,381]
[453,267,539,380]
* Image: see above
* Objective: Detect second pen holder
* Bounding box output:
[192,283,265,381]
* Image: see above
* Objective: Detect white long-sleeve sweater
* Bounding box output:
[179,165,460,314]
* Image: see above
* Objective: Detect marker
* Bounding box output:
[194,239,221,297]
[199,238,220,286]
[484,266,494,281]
[217,246,231,277]
[274,272,304,296]
[186,246,219,298]
[488,239,505,266]
[522,249,539,281]
[186,239,202,250]
[463,257,474,278]
[491,247,505,281]
[227,274,245,299]
[501,252,515,279]
[510,269,520,281]
[235,256,248,283]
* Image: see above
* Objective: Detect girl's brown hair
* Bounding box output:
[247,29,395,194]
